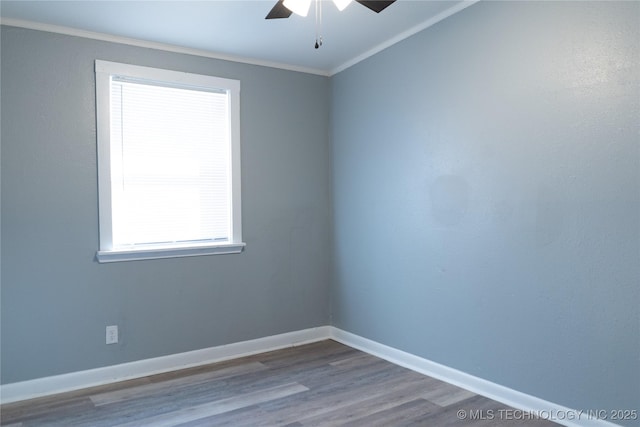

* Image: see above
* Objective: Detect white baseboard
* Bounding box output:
[0,325,623,427]
[0,326,331,404]
[329,328,621,427]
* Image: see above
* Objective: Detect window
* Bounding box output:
[95,60,244,263]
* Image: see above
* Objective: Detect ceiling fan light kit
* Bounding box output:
[332,0,354,12]
[283,0,312,17]
[283,0,353,16]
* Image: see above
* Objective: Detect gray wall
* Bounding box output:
[1,26,331,384]
[331,1,639,424]
[2,1,639,422]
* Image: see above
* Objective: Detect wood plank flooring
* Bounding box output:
[0,340,559,426]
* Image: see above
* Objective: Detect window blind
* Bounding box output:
[109,78,231,247]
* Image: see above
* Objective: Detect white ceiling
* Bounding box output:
[0,0,475,75]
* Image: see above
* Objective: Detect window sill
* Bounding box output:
[96,242,246,263]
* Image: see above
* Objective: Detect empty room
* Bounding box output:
[1,0,638,426]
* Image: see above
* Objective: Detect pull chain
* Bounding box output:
[314,0,323,49]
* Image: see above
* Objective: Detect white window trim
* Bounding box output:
[95,60,245,263]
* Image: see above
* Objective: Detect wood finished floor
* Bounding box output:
[1,340,559,427]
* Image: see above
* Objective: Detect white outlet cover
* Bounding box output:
[106,325,118,344]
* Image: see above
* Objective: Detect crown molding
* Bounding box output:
[330,0,479,76]
[2,1,478,78]
[0,18,330,77]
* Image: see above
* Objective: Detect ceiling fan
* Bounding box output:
[266,0,396,20]
[266,0,396,49]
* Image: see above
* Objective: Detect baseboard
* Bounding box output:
[329,327,621,427]
[0,325,623,427]
[0,326,331,404]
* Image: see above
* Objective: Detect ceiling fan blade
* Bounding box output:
[266,0,293,19]
[355,0,396,13]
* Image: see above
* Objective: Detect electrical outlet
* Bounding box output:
[106,325,118,344]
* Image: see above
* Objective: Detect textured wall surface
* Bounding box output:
[2,1,639,422]
[331,1,639,424]
[1,26,331,384]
